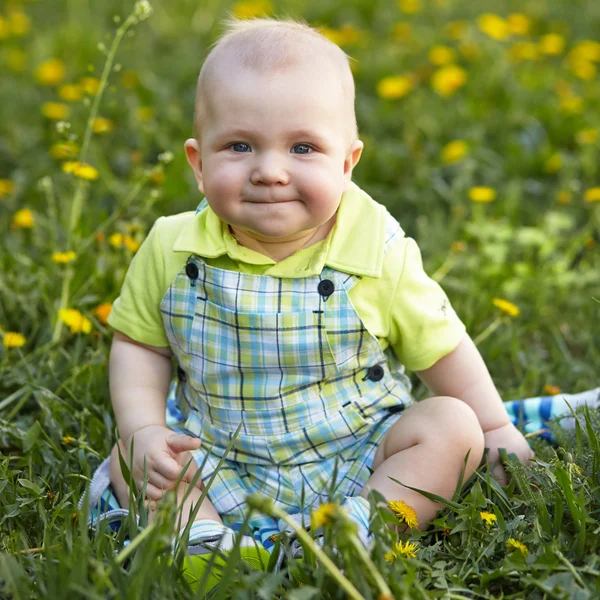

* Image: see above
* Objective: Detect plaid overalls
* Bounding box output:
[161,212,413,549]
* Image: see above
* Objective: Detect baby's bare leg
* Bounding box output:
[109,441,223,527]
[362,397,484,529]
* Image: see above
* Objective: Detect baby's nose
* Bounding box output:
[250,153,289,185]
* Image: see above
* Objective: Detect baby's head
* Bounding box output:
[184,17,363,243]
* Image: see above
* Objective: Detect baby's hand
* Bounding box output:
[123,425,202,501]
[484,422,535,486]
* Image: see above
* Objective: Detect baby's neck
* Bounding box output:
[230,217,335,262]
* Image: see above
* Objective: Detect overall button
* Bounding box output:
[186,262,199,280]
[177,366,187,382]
[317,279,335,298]
[366,365,384,382]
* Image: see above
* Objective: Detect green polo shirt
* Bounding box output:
[108,182,465,371]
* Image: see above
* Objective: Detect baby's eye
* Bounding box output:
[230,142,251,153]
[292,144,312,155]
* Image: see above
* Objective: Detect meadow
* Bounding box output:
[1,0,599,597]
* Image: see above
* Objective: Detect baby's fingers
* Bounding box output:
[154,455,190,482]
[166,433,201,454]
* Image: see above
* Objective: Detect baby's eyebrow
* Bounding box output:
[217,128,328,144]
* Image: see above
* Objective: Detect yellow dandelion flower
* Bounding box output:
[319,24,362,47]
[556,191,572,204]
[50,142,79,160]
[377,75,413,99]
[575,129,598,145]
[506,538,528,556]
[109,233,124,248]
[3,332,26,348]
[584,187,600,203]
[80,77,100,95]
[559,96,584,114]
[92,117,114,134]
[124,235,141,253]
[135,106,154,121]
[429,45,457,66]
[469,186,496,202]
[12,208,34,229]
[492,298,520,317]
[59,309,92,334]
[0,16,9,39]
[570,59,596,81]
[51,251,77,264]
[0,179,15,197]
[539,33,565,56]
[62,162,99,180]
[58,84,83,102]
[388,500,419,529]
[507,14,531,36]
[569,40,600,63]
[444,20,467,40]
[431,65,467,97]
[508,42,539,62]
[398,0,420,14]
[41,102,70,120]
[8,11,31,36]
[62,435,74,445]
[7,49,27,72]
[35,58,65,86]
[477,14,510,41]
[441,140,468,164]
[311,502,338,529]
[544,153,562,173]
[392,22,413,42]
[94,303,113,325]
[232,0,272,19]
[385,540,419,562]
[543,384,562,395]
[479,511,497,526]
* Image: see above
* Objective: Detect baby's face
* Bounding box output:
[186,63,362,241]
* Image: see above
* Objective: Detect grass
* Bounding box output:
[1,0,599,597]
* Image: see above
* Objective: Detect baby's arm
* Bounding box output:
[110,331,201,499]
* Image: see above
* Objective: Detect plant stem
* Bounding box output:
[347,533,393,599]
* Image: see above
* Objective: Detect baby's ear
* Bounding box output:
[184,138,205,193]
[343,140,364,189]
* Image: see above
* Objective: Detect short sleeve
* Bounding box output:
[388,238,466,371]
[107,218,170,347]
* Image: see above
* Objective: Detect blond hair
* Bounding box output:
[193,17,358,142]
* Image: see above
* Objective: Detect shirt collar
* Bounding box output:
[172,181,391,278]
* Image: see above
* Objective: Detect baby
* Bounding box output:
[99,15,536,585]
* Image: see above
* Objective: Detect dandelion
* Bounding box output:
[469,186,496,202]
[58,84,83,102]
[311,502,338,529]
[232,0,272,19]
[441,140,468,164]
[507,14,531,36]
[51,251,77,264]
[559,96,584,114]
[109,233,124,248]
[569,40,600,63]
[508,42,539,62]
[62,161,99,180]
[477,14,510,41]
[492,298,520,317]
[12,208,34,229]
[506,538,528,557]
[479,511,497,526]
[377,75,413,99]
[444,21,467,40]
[391,22,413,42]
[319,24,362,47]
[571,59,596,81]
[7,10,31,36]
[429,45,457,66]
[94,303,113,325]
[0,179,15,197]
[42,102,70,120]
[124,235,141,253]
[59,309,92,334]
[80,77,100,95]
[35,58,65,86]
[544,384,562,395]
[3,332,26,348]
[584,188,600,203]
[7,49,27,71]
[92,117,114,134]
[431,65,467,97]
[50,142,79,159]
[539,33,565,55]
[398,0,421,14]
[544,153,562,173]
[384,540,419,562]
[0,16,8,39]
[62,435,74,445]
[388,500,419,529]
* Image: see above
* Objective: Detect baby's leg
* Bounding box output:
[109,441,223,528]
[362,396,484,529]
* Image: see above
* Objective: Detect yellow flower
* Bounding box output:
[124,235,141,253]
[492,298,520,317]
[58,84,83,102]
[451,240,467,252]
[319,24,362,47]
[398,0,421,14]
[584,188,600,203]
[479,511,497,526]
[570,59,596,81]
[576,129,598,145]
[232,0,272,19]
[442,140,468,164]
[7,49,27,72]
[469,186,496,202]
[41,102,70,120]
[507,14,531,36]
[0,179,15,197]
[0,16,8,39]
[477,14,510,41]
[35,58,65,86]
[62,435,74,445]
[569,40,600,63]
[506,538,528,557]
[544,153,562,173]
[7,11,31,36]
[392,22,413,42]
[51,251,77,264]
[94,303,113,325]
[539,33,565,55]
[377,75,413,99]
[429,45,457,66]
[3,332,26,348]
[92,117,114,134]
[80,77,100,95]
[508,42,539,62]
[311,502,338,529]
[444,21,467,40]
[459,43,481,60]
[135,106,154,121]
[50,142,79,159]
[62,162,99,181]
[12,208,34,229]
[431,65,467,97]
[559,96,584,114]
[384,540,419,562]
[388,500,419,529]
[109,233,124,248]
[59,309,92,334]
[543,384,562,395]
[557,190,572,204]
